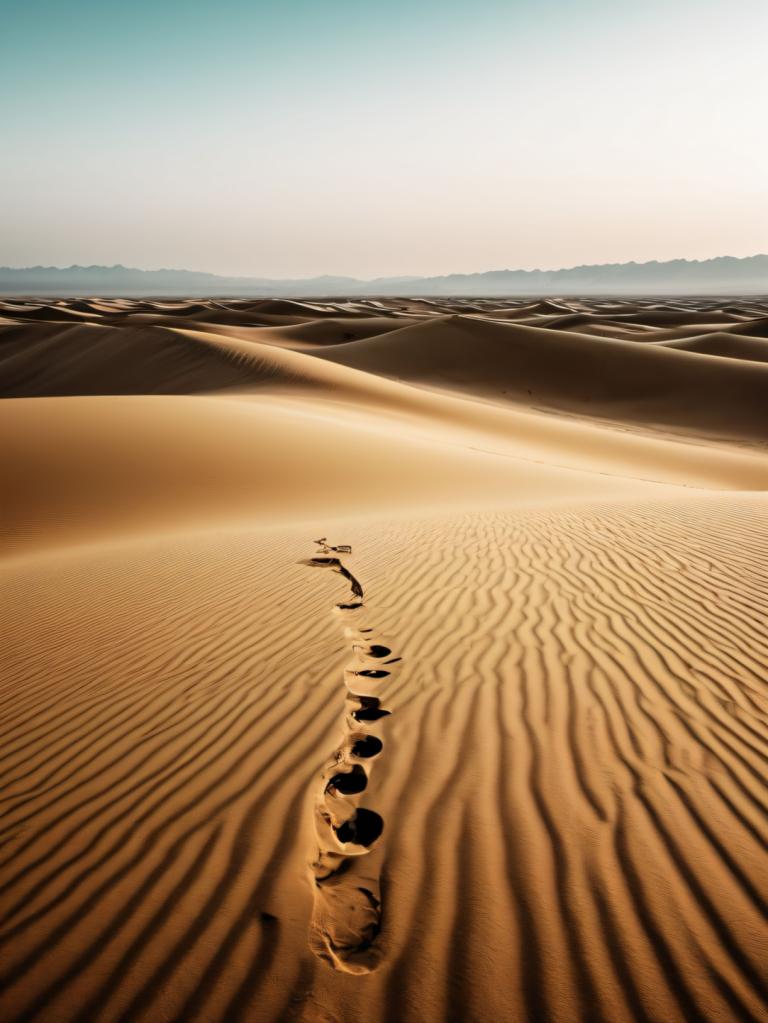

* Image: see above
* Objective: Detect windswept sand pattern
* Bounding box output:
[1,495,767,1021]
[302,540,397,973]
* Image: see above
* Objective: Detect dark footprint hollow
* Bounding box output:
[352,669,390,680]
[326,764,368,795]
[301,557,342,569]
[349,695,391,723]
[351,735,383,758]
[335,565,364,598]
[335,809,384,847]
[353,706,391,722]
[361,645,391,659]
[337,601,364,610]
[352,695,381,710]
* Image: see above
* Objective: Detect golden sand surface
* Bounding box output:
[2,296,767,1022]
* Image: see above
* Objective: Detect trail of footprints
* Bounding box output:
[301,539,400,974]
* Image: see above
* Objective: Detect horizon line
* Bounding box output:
[2,252,768,282]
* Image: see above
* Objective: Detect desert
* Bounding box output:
[1,294,767,1022]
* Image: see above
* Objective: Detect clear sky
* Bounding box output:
[1,0,765,278]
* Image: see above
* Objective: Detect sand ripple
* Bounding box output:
[1,496,766,1021]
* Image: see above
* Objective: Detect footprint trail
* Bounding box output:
[301,539,399,974]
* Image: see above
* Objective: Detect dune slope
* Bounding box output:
[314,314,768,443]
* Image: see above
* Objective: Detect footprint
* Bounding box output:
[335,808,384,848]
[300,556,365,604]
[349,735,383,758]
[326,764,368,796]
[309,878,383,974]
[352,643,392,659]
[344,674,389,699]
[303,540,396,974]
[350,696,391,723]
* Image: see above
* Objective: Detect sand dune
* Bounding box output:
[0,322,258,396]
[654,332,768,363]
[732,318,768,338]
[245,316,420,349]
[5,299,768,444]
[1,296,767,1022]
[3,392,637,553]
[314,313,768,443]
[5,335,768,552]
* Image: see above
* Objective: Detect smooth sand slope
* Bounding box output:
[313,314,768,443]
[1,296,767,1023]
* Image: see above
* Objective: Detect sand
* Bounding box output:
[1,296,767,1022]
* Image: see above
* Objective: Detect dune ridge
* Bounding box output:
[4,297,768,444]
[4,296,768,556]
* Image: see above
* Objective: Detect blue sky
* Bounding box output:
[1,0,766,277]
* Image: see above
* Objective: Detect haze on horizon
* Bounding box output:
[1,0,766,280]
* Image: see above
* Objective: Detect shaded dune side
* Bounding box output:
[0,318,420,398]
[0,497,766,1022]
[239,316,421,349]
[550,309,747,327]
[0,323,270,396]
[4,303,768,448]
[653,332,768,363]
[511,317,768,343]
[0,305,102,322]
[314,315,768,443]
[731,318,768,338]
[72,315,420,348]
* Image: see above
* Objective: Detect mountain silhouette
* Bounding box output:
[1,255,766,296]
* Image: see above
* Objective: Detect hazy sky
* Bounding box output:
[1,0,766,278]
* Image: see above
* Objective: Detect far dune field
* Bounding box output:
[1,295,767,1023]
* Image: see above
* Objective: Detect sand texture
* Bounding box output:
[1,296,767,1022]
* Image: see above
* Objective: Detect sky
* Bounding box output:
[1,0,766,279]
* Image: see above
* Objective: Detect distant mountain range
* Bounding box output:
[1,255,767,296]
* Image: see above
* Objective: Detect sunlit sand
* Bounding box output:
[2,295,767,1022]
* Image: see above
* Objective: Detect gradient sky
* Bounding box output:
[1,0,766,278]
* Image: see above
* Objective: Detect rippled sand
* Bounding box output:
[2,297,767,1021]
